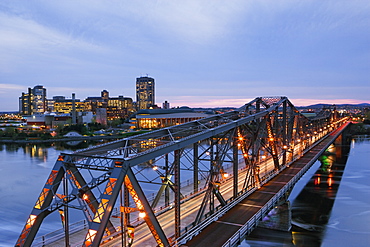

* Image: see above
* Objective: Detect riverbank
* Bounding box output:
[0,135,120,144]
[0,130,148,144]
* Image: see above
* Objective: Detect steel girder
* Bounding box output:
[16,97,343,247]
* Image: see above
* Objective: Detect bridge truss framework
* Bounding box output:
[16,96,342,247]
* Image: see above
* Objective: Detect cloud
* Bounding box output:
[0,10,107,75]
[0,0,369,111]
[0,83,24,92]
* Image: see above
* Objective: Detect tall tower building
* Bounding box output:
[19,85,47,115]
[32,85,47,113]
[136,76,155,110]
[19,88,33,115]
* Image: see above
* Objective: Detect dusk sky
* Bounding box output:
[0,0,369,111]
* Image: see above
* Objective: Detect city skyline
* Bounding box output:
[1,1,369,111]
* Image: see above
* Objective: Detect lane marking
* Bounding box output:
[216,220,244,227]
[259,191,276,194]
[238,203,262,208]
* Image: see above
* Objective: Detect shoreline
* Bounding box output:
[0,135,121,144]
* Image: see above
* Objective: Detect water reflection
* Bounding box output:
[0,139,113,161]
[245,135,352,247]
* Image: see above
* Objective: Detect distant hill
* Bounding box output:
[301,103,370,108]
[0,111,19,115]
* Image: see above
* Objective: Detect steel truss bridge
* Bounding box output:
[16,96,347,247]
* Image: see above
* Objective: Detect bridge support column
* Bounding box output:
[174,149,181,239]
[258,200,292,232]
[233,132,238,198]
[193,142,199,193]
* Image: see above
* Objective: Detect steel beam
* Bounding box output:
[174,149,181,239]
[193,142,199,193]
[233,130,239,198]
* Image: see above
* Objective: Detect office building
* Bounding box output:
[19,85,47,115]
[136,76,155,110]
[54,97,86,114]
[107,96,134,120]
[136,107,213,129]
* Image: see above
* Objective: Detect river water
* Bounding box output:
[0,136,369,246]
[242,135,370,247]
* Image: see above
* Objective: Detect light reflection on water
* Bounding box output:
[241,136,370,247]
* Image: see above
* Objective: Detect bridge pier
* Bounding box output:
[258,199,292,232]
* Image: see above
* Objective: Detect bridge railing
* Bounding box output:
[221,153,316,247]
[32,220,88,247]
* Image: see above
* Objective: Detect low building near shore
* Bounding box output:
[135,107,214,129]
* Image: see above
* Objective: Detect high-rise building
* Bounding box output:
[136,76,155,110]
[19,88,33,115]
[19,85,47,115]
[32,85,47,113]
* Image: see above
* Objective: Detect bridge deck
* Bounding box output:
[182,122,350,247]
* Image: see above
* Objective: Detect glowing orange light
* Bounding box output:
[261,155,266,159]
[283,145,288,149]
[328,178,333,187]
[269,137,274,142]
[223,173,229,178]
[139,212,146,218]
[243,153,248,158]
[86,229,98,245]
[152,166,158,171]
[83,194,89,201]
[26,215,37,227]
[114,161,123,166]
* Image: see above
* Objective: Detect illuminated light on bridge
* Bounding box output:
[139,212,146,218]
[82,194,89,201]
[85,229,98,246]
[328,177,333,187]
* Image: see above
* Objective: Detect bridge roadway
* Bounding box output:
[182,122,350,247]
